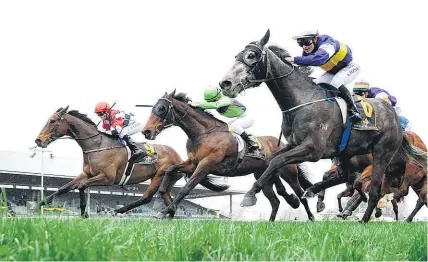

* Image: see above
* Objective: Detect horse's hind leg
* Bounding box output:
[360,137,400,223]
[337,187,354,212]
[114,168,167,214]
[317,167,337,213]
[391,199,399,220]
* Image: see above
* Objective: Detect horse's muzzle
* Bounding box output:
[142,129,156,140]
[35,139,42,147]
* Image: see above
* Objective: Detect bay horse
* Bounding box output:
[219,29,427,223]
[35,106,227,217]
[142,90,315,221]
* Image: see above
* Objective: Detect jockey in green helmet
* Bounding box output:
[190,86,259,151]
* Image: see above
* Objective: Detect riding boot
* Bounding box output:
[122,135,145,163]
[338,85,363,124]
[241,131,259,151]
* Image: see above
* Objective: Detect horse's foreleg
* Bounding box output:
[158,159,195,214]
[156,157,216,218]
[277,167,314,220]
[242,140,322,207]
[41,172,89,206]
[77,173,113,218]
[260,179,280,221]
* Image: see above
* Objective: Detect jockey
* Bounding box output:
[94,101,145,162]
[190,86,259,151]
[285,29,363,124]
[353,81,412,131]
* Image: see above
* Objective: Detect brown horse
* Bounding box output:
[318,131,426,222]
[337,167,401,220]
[142,91,315,221]
[35,106,227,217]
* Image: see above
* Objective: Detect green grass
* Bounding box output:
[0,218,426,261]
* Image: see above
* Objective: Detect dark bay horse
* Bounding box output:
[35,106,226,217]
[219,29,427,223]
[142,90,315,221]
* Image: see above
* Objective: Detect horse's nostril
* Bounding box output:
[35,139,42,147]
[142,130,152,139]
[219,80,232,90]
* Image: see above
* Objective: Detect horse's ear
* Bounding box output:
[260,29,270,46]
[169,89,176,97]
[58,105,69,116]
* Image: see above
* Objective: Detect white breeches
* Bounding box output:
[227,111,254,135]
[119,121,144,138]
[314,61,361,92]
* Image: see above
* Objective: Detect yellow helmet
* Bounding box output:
[353,81,370,93]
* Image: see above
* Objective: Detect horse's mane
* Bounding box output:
[173,92,224,122]
[267,45,314,79]
[67,110,98,128]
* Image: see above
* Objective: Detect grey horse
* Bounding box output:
[219,29,426,223]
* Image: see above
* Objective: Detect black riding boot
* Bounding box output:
[241,132,259,151]
[338,85,363,124]
[122,135,145,163]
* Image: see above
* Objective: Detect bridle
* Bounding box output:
[50,112,100,142]
[153,97,190,131]
[238,43,295,86]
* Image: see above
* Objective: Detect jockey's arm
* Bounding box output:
[294,44,334,66]
[110,116,125,135]
[198,96,233,109]
[373,92,392,105]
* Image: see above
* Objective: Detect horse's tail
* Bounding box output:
[199,175,230,192]
[400,133,427,169]
[297,164,313,190]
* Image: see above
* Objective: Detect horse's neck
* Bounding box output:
[66,116,121,151]
[173,101,227,139]
[265,52,325,111]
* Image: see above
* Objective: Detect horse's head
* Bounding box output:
[35,106,71,148]
[219,29,271,98]
[142,90,179,140]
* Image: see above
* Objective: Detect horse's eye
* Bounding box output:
[247,53,255,59]
[158,105,166,113]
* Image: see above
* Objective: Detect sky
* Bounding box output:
[0,0,427,220]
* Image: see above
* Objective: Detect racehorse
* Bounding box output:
[218,29,427,223]
[142,90,315,221]
[35,106,227,217]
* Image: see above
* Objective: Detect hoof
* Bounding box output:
[241,192,257,207]
[316,201,326,213]
[302,189,316,199]
[375,209,382,218]
[358,219,368,224]
[153,198,167,212]
[285,194,300,209]
[154,211,167,219]
[308,215,315,221]
[404,218,412,223]
[82,212,89,219]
